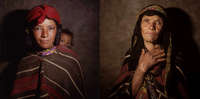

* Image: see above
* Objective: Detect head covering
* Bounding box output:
[25,4,62,51]
[26,4,61,25]
[131,4,168,53]
[137,4,167,18]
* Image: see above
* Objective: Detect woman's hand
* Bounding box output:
[137,46,166,73]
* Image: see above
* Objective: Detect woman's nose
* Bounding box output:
[149,23,156,30]
[41,28,48,38]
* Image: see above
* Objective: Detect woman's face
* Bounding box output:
[141,15,163,43]
[32,18,57,49]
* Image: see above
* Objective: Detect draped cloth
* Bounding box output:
[107,4,187,99]
[9,46,85,99]
[108,35,186,99]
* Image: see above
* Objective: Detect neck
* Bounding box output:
[33,45,55,53]
[144,41,160,51]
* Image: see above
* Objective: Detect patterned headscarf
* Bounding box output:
[137,4,167,18]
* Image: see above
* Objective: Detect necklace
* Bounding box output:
[38,46,56,56]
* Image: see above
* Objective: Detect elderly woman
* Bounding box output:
[108,5,188,99]
[2,4,85,99]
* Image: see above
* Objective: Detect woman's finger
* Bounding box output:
[151,49,164,57]
[156,58,166,63]
[154,52,165,59]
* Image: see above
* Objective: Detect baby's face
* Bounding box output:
[60,33,72,47]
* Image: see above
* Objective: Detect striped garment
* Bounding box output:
[9,46,85,99]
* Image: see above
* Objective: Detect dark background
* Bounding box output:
[100,0,200,98]
[1,0,200,98]
[0,0,99,98]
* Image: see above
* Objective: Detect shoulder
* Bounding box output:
[53,46,83,73]
[56,45,78,58]
[121,49,138,71]
[55,45,80,65]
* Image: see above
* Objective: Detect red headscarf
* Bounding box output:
[26,4,61,25]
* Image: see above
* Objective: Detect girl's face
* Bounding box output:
[141,15,163,43]
[32,18,57,49]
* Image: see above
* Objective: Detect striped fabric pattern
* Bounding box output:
[10,46,85,99]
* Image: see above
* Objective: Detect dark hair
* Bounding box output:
[25,17,62,52]
[61,28,74,46]
[124,10,170,70]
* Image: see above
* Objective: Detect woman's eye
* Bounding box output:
[143,19,149,23]
[35,27,40,30]
[33,26,42,31]
[156,21,161,25]
[48,26,56,30]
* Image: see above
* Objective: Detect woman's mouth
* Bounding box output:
[145,31,156,34]
[40,40,49,43]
